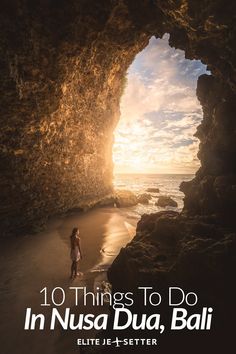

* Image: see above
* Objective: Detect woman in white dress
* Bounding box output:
[70,227,82,279]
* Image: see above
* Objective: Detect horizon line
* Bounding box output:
[113,172,195,175]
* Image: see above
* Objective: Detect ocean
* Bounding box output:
[113,173,194,219]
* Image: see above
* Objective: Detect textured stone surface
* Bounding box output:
[181,75,236,220]
[108,211,236,351]
[137,193,152,204]
[156,196,178,207]
[1,1,236,235]
[146,187,160,193]
[0,1,152,235]
[115,189,138,207]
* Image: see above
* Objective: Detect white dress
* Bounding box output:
[70,236,81,262]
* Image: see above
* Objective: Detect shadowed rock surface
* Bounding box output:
[156,196,178,207]
[137,193,152,204]
[108,211,236,352]
[181,75,236,221]
[146,187,160,193]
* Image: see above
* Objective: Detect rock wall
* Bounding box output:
[181,75,236,220]
[0,0,236,237]
[108,211,236,352]
[0,1,155,235]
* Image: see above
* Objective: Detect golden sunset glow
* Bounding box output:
[113,34,209,174]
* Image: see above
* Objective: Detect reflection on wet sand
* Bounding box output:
[95,214,136,270]
[0,207,138,354]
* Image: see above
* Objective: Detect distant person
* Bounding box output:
[70,227,82,279]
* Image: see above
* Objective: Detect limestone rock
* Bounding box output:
[115,190,138,207]
[156,196,178,207]
[108,211,236,350]
[146,187,160,193]
[1,0,236,234]
[137,193,151,204]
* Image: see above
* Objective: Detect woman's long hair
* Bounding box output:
[70,227,78,249]
[71,227,78,237]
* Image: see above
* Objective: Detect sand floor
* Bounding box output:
[0,207,138,354]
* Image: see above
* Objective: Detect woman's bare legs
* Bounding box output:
[70,261,81,279]
[70,262,73,279]
[70,261,76,279]
[75,261,78,276]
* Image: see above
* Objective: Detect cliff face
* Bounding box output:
[181,75,236,219]
[0,1,153,234]
[0,0,236,239]
[108,211,236,352]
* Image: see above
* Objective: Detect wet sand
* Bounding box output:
[0,207,138,354]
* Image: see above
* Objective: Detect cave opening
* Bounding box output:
[1,0,235,235]
[113,34,210,211]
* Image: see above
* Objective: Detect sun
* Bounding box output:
[113,121,152,173]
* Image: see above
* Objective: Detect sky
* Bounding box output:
[113,34,210,174]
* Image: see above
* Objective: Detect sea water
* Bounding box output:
[113,173,194,219]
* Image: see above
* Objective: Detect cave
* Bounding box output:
[0,1,236,353]
[1,0,236,234]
